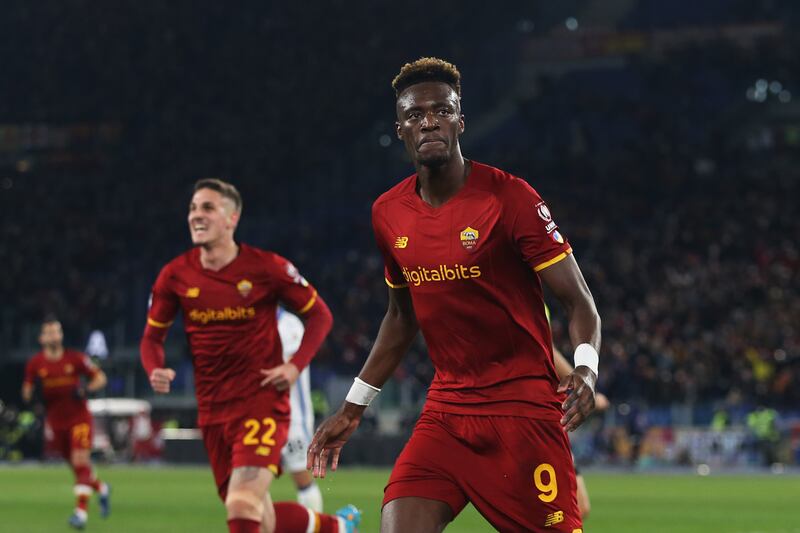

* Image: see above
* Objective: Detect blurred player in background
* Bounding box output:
[22,317,111,530]
[140,179,359,533]
[277,307,324,513]
[309,58,601,532]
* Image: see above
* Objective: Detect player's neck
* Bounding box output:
[43,346,64,361]
[199,238,239,271]
[416,154,470,208]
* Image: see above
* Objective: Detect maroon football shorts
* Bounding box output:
[201,397,290,500]
[384,410,582,533]
[49,418,93,459]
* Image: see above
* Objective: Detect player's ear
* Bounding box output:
[396,121,402,140]
[459,114,465,135]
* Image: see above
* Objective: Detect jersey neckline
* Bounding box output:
[411,159,478,213]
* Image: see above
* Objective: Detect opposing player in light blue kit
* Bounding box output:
[277,307,324,513]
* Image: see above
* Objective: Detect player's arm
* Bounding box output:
[21,360,36,403]
[261,292,333,391]
[552,343,609,411]
[539,255,601,431]
[308,286,418,477]
[86,368,107,393]
[140,267,179,394]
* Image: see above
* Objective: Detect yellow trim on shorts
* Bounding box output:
[533,247,573,272]
[298,290,318,314]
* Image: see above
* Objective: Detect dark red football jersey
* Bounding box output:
[147,244,319,425]
[372,161,573,419]
[24,349,97,429]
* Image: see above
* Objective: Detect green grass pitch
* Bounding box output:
[0,465,798,532]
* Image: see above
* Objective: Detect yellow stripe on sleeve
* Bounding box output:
[533,247,573,272]
[147,317,174,328]
[385,278,409,289]
[298,290,318,314]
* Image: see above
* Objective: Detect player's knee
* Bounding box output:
[259,504,276,533]
[70,450,90,467]
[225,489,264,521]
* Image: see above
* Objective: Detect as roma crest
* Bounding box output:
[460,226,480,250]
[237,279,253,297]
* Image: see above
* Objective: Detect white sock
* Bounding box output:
[74,508,88,521]
[297,482,323,513]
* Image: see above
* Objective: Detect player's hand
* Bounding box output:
[260,363,299,391]
[149,368,176,394]
[72,386,87,401]
[307,403,364,478]
[557,366,597,432]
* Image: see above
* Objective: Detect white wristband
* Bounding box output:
[345,377,381,406]
[573,343,599,376]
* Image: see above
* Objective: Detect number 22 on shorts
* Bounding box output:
[242,417,277,457]
[533,463,558,502]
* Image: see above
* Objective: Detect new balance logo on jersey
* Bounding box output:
[544,510,564,526]
[401,264,482,287]
[394,236,409,249]
[188,306,256,324]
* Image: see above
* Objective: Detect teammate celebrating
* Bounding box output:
[309,58,601,532]
[277,307,324,513]
[140,179,359,533]
[22,317,111,530]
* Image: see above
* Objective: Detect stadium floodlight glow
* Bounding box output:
[565,17,578,31]
[755,79,768,92]
[769,81,782,94]
[779,90,791,103]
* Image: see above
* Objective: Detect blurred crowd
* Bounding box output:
[1,1,798,417]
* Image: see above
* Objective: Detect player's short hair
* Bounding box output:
[41,314,59,326]
[41,314,61,332]
[392,57,462,98]
[194,178,242,213]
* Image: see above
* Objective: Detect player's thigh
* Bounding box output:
[381,497,453,533]
[465,417,582,532]
[51,427,71,460]
[383,411,468,519]
[69,421,92,462]
[229,402,290,479]
[201,424,234,501]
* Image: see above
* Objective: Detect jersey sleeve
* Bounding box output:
[372,201,408,289]
[504,178,573,272]
[268,254,320,315]
[147,264,180,329]
[23,358,38,386]
[74,352,99,378]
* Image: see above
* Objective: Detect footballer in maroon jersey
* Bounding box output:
[23,317,110,529]
[140,179,359,533]
[309,58,601,532]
